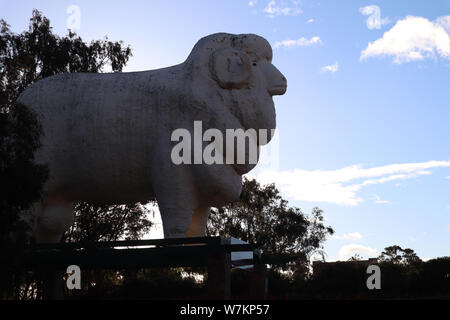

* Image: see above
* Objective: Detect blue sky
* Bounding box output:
[2,0,449,261]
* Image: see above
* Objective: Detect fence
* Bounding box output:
[20,236,267,299]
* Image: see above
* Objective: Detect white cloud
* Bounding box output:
[374,195,390,204]
[248,0,258,7]
[333,232,363,240]
[321,62,339,73]
[264,0,302,18]
[306,18,315,24]
[251,160,450,206]
[339,244,377,260]
[437,15,450,32]
[445,176,450,179]
[361,15,450,63]
[421,257,433,262]
[359,5,389,30]
[274,36,322,49]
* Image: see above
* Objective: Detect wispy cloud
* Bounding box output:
[339,244,377,260]
[333,232,363,240]
[306,18,315,24]
[251,160,450,206]
[361,15,450,63]
[321,62,339,73]
[248,0,258,7]
[374,195,390,204]
[359,5,390,30]
[264,0,302,18]
[274,36,322,49]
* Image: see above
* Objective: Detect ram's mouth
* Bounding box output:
[228,163,241,175]
[221,156,254,176]
[268,85,287,96]
[221,155,242,176]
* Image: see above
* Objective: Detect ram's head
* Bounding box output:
[208,35,287,96]
[183,33,287,175]
[186,33,286,131]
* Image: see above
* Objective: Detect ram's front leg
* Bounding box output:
[152,163,198,238]
[158,204,195,238]
[186,206,211,237]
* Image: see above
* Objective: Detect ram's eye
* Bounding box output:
[252,62,257,66]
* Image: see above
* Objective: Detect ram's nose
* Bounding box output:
[266,65,287,96]
[268,80,287,96]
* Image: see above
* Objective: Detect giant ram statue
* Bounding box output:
[17,33,287,243]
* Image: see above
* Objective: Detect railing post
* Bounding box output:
[41,269,64,300]
[207,238,231,299]
[249,261,268,299]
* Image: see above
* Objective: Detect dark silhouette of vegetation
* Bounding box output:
[64,202,153,243]
[59,203,154,298]
[206,178,334,297]
[207,178,334,274]
[0,10,131,110]
[306,246,449,299]
[378,245,421,265]
[0,102,48,298]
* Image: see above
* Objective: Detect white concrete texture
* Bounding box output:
[18,33,287,242]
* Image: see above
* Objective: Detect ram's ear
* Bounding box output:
[209,48,252,89]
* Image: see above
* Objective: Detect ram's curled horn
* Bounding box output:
[209,48,252,89]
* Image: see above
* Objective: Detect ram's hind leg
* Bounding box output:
[152,160,199,239]
[33,198,75,299]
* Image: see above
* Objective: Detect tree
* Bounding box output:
[0,10,137,299]
[347,253,364,261]
[207,178,334,275]
[378,245,422,265]
[0,9,135,245]
[64,202,153,243]
[0,10,132,112]
[0,9,133,237]
[0,102,48,242]
[0,102,48,299]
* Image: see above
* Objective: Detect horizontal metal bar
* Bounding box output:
[33,236,230,251]
[0,238,261,271]
[222,244,255,252]
[9,243,257,271]
[23,246,214,269]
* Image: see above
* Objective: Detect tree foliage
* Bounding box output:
[0,9,139,243]
[64,202,153,243]
[378,245,422,265]
[0,9,132,111]
[0,10,136,298]
[207,178,334,274]
[0,103,48,245]
[0,102,49,299]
